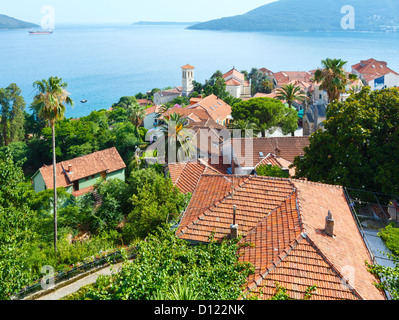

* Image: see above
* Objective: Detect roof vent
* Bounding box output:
[259,152,265,158]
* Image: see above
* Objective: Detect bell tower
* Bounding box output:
[181,64,195,97]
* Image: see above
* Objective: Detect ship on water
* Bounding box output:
[29,29,53,35]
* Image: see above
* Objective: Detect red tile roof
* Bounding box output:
[274,71,312,86]
[38,148,126,190]
[168,159,226,194]
[255,153,295,176]
[223,68,245,82]
[189,94,232,124]
[352,58,399,82]
[224,137,310,168]
[176,175,386,300]
[225,79,242,87]
[182,64,195,69]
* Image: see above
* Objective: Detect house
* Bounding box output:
[351,58,399,90]
[176,175,386,300]
[220,137,310,175]
[137,99,154,107]
[188,94,232,126]
[223,67,251,99]
[32,148,126,197]
[167,158,229,194]
[153,87,182,106]
[274,71,313,87]
[144,104,161,130]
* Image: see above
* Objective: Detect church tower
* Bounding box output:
[181,64,195,97]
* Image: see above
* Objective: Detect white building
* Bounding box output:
[181,64,195,97]
[351,58,399,90]
[223,67,251,99]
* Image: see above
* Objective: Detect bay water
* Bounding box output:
[1,24,399,118]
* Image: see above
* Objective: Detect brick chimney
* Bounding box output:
[68,164,72,173]
[325,211,335,237]
[230,205,239,239]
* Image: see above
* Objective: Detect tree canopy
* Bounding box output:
[293,87,399,194]
[231,97,298,137]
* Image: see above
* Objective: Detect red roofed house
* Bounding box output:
[32,148,126,197]
[352,59,399,90]
[188,94,232,127]
[176,175,386,300]
[220,137,310,175]
[144,104,161,130]
[223,67,251,99]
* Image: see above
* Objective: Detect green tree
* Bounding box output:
[0,148,36,299]
[123,174,188,241]
[313,58,357,103]
[68,228,253,300]
[293,87,399,194]
[158,113,195,163]
[257,164,290,178]
[276,83,307,110]
[127,103,146,129]
[249,68,272,95]
[31,76,74,252]
[229,119,257,137]
[0,83,25,146]
[231,97,298,137]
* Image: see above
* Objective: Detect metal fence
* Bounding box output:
[13,247,137,300]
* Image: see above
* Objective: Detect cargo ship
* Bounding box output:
[29,30,53,35]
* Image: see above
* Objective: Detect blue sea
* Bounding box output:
[1,24,399,118]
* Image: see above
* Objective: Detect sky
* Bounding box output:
[0,0,277,25]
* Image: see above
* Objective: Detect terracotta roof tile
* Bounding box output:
[39,148,126,189]
[176,175,386,300]
[189,94,232,124]
[224,137,310,168]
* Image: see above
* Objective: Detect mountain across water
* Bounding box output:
[0,14,39,30]
[188,0,399,33]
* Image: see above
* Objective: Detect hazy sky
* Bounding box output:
[0,0,277,24]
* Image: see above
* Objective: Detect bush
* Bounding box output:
[68,228,254,300]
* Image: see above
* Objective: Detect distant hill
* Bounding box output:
[133,21,200,26]
[188,0,399,32]
[0,14,39,30]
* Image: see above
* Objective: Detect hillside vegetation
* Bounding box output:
[188,0,399,32]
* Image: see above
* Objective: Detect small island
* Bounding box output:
[0,14,39,30]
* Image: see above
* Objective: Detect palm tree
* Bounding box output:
[276,83,307,110]
[313,58,357,103]
[32,76,74,252]
[127,103,146,128]
[228,119,257,138]
[158,113,194,163]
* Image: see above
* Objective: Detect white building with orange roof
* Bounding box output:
[352,58,399,90]
[223,67,251,99]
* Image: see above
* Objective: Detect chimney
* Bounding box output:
[68,164,72,172]
[325,211,335,237]
[230,205,239,239]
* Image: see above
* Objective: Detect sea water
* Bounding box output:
[1,24,399,118]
